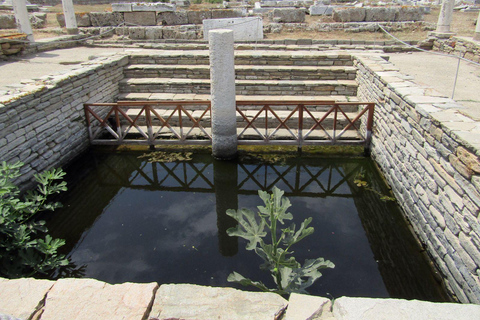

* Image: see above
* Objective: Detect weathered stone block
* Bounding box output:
[128,27,146,39]
[0,277,54,320]
[111,3,132,12]
[187,10,212,24]
[450,154,473,179]
[396,6,424,22]
[269,9,305,23]
[457,146,480,174]
[309,5,334,16]
[0,14,16,29]
[145,26,163,39]
[333,296,480,319]
[132,3,175,12]
[40,278,158,320]
[149,284,287,320]
[157,11,188,25]
[56,13,91,28]
[124,12,156,26]
[89,12,121,27]
[211,9,244,19]
[365,7,396,22]
[333,7,366,22]
[285,293,331,320]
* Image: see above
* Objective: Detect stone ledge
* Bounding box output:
[1,277,480,320]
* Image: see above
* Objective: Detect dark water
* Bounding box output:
[44,149,450,301]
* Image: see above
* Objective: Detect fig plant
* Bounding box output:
[226,186,334,295]
[0,162,69,278]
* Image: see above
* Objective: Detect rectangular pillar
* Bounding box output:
[62,0,78,34]
[12,0,34,42]
[209,29,237,160]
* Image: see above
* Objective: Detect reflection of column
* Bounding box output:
[213,159,238,257]
[12,0,34,42]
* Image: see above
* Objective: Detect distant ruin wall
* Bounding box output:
[433,36,480,64]
[0,54,127,189]
[28,0,142,5]
[354,53,480,303]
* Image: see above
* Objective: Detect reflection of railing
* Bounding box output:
[84,100,374,148]
[97,156,363,198]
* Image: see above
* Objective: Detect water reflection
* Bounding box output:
[45,150,449,301]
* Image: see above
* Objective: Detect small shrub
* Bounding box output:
[0,162,69,278]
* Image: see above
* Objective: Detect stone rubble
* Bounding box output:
[1,277,480,320]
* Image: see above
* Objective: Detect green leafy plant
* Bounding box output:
[226,186,334,295]
[0,162,69,278]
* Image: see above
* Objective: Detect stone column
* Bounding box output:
[435,0,455,35]
[474,11,480,41]
[209,29,237,160]
[12,0,34,42]
[62,0,78,35]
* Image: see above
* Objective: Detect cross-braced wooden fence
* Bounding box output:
[84,100,374,149]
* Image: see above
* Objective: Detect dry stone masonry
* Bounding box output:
[353,53,480,303]
[0,53,126,188]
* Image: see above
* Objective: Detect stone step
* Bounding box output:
[116,93,361,112]
[127,50,354,67]
[124,64,357,81]
[119,78,358,96]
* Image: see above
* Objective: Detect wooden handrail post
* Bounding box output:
[364,103,375,156]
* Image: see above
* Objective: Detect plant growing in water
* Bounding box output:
[226,186,334,295]
[0,162,69,278]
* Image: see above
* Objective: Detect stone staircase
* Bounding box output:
[118,50,358,102]
[115,49,362,141]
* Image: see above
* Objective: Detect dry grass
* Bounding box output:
[267,8,480,41]
[1,4,479,41]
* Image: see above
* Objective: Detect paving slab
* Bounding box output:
[0,277,54,320]
[332,297,480,320]
[149,283,288,320]
[284,293,331,320]
[39,278,158,320]
[388,52,480,121]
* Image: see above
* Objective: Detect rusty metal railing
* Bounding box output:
[84,100,374,149]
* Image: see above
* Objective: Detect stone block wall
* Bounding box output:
[433,36,480,64]
[333,6,424,23]
[353,53,480,303]
[56,9,245,28]
[0,54,128,189]
[0,13,47,29]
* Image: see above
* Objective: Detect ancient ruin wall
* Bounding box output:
[353,54,480,303]
[0,54,128,189]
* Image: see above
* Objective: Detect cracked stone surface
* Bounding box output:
[149,283,288,320]
[0,277,54,320]
[284,293,331,320]
[332,297,480,320]
[39,278,158,320]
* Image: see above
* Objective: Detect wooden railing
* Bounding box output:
[84,100,374,148]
